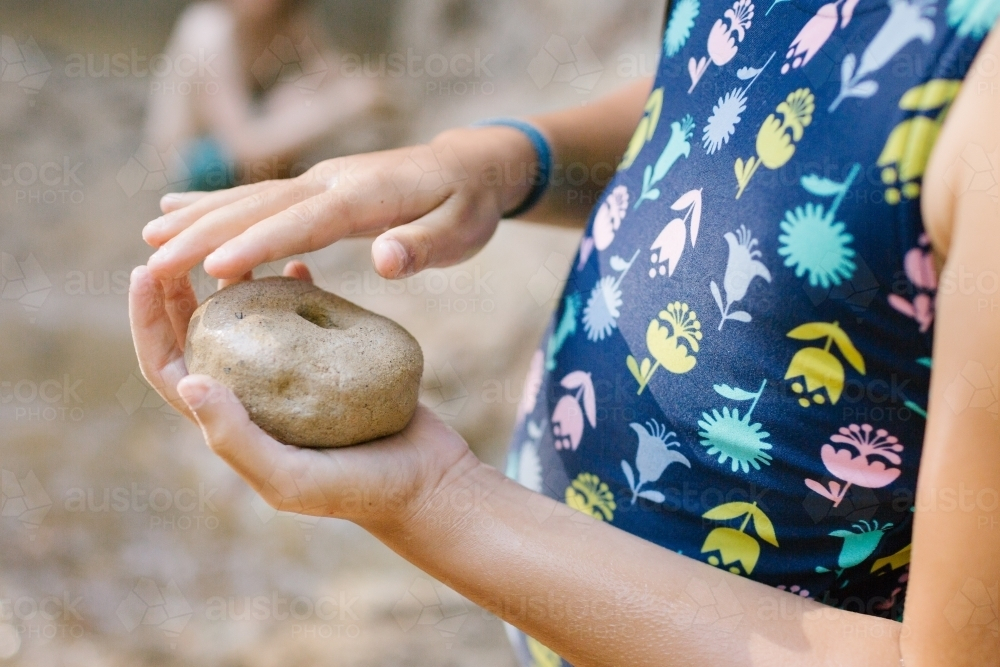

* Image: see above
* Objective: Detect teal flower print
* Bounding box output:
[698,380,774,473]
[545,293,580,370]
[779,164,861,288]
[778,203,856,288]
[947,0,1000,38]
[665,0,701,57]
[583,250,640,342]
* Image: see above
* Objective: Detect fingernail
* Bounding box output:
[207,246,232,264]
[161,193,182,205]
[377,239,409,278]
[143,217,164,240]
[148,247,167,267]
[178,379,209,410]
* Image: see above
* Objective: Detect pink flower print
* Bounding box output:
[577,236,595,271]
[889,292,933,332]
[805,423,904,507]
[888,234,937,332]
[776,584,811,598]
[874,567,908,612]
[688,0,755,93]
[551,371,597,450]
[783,3,838,73]
[781,0,861,74]
[516,349,545,423]
[903,238,937,291]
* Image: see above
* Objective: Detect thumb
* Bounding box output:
[371,196,499,278]
[176,375,283,490]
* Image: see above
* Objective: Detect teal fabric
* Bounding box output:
[184,136,235,192]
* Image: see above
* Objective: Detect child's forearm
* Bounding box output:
[368,459,904,667]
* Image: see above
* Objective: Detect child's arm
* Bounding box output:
[129,264,905,667]
[140,77,653,282]
[145,3,378,172]
[897,26,1000,667]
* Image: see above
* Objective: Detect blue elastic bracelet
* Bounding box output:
[472,117,552,218]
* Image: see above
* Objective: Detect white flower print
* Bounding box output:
[517,419,545,493]
[592,185,630,251]
[829,0,937,111]
[710,224,772,329]
[621,420,691,504]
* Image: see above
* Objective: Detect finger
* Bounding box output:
[200,189,375,277]
[200,148,458,278]
[128,266,193,420]
[177,375,325,512]
[283,261,313,283]
[218,270,253,291]
[160,273,200,350]
[143,180,286,247]
[147,179,318,280]
[159,191,210,215]
[372,193,497,278]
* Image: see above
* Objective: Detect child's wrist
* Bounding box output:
[429,125,542,219]
[364,451,502,543]
[470,118,552,218]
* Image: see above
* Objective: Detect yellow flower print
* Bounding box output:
[774,89,814,143]
[877,79,961,205]
[784,320,866,407]
[526,636,563,667]
[627,302,703,394]
[735,88,815,198]
[565,472,617,521]
[870,543,911,575]
[701,501,779,575]
[620,87,664,171]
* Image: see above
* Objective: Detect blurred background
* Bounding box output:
[0,1,662,664]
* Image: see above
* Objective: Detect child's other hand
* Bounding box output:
[141,127,535,282]
[128,260,476,531]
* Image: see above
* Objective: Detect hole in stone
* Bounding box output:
[296,304,337,329]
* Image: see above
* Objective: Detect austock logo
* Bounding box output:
[0,35,51,104]
[0,252,52,319]
[392,578,468,649]
[250,493,321,540]
[671,577,744,632]
[116,144,191,198]
[251,35,327,97]
[117,577,192,648]
[115,368,182,428]
[0,470,52,539]
[944,578,998,637]
[420,362,469,420]
[527,35,603,93]
[944,361,998,419]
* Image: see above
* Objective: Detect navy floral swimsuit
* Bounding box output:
[503,0,998,663]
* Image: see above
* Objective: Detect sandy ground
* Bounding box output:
[0,1,662,664]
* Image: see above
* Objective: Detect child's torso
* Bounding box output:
[504,2,998,662]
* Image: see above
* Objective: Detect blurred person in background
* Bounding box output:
[145,0,383,191]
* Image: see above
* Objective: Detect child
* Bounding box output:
[131,1,1000,664]
[145,0,381,190]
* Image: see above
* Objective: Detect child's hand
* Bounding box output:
[128,261,477,530]
[141,127,535,282]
